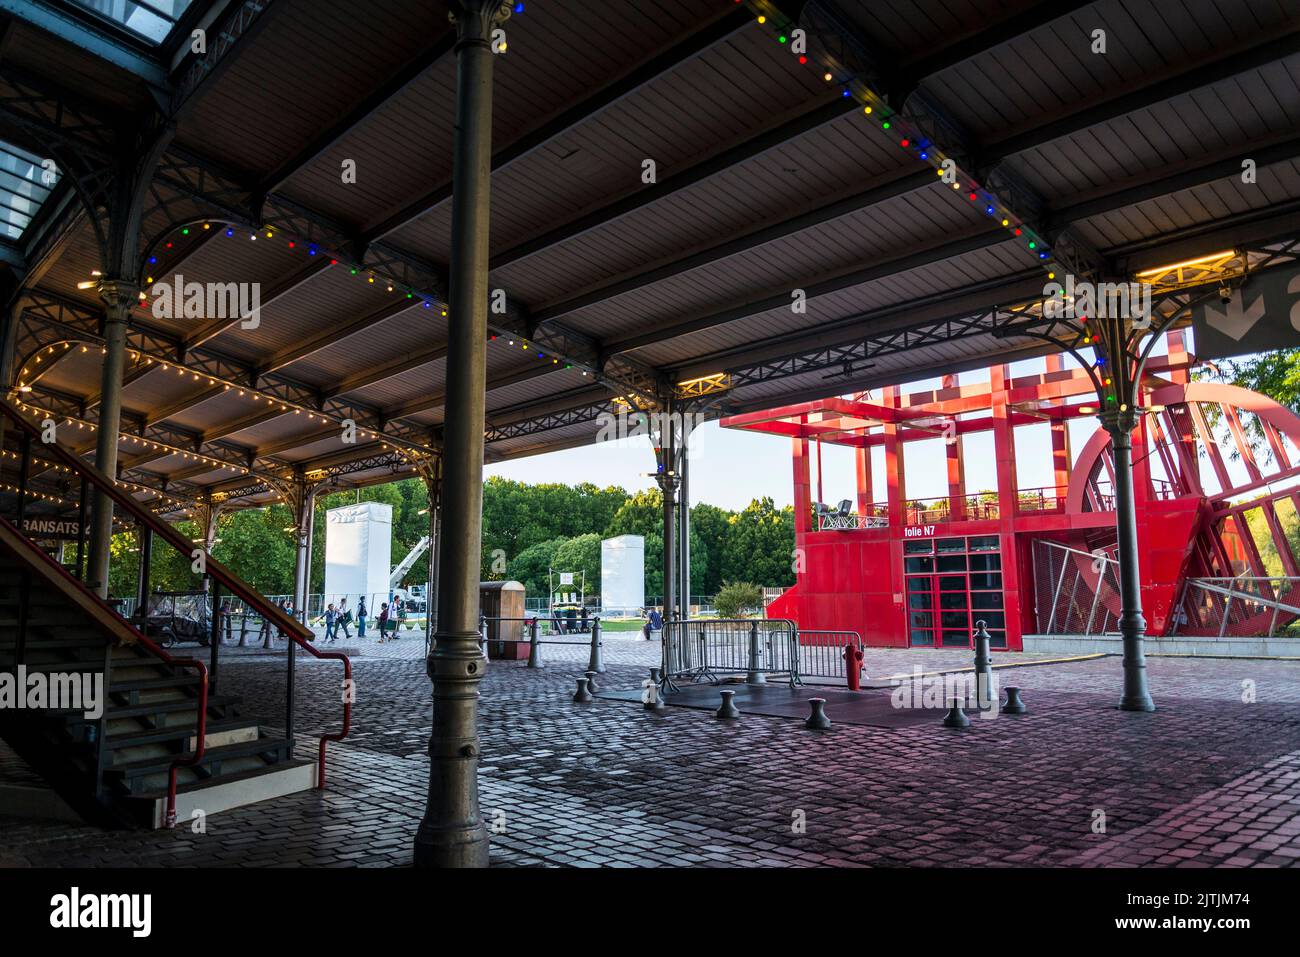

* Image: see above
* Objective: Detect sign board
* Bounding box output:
[904,524,937,538]
[21,517,82,540]
[559,572,574,586]
[1192,260,1300,360]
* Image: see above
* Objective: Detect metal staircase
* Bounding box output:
[0,398,350,829]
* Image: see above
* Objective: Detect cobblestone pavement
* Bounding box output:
[2,637,1299,868]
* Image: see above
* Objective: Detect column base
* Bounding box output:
[413,817,490,868]
[1118,694,1156,713]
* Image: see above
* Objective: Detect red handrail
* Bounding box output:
[0,515,206,826]
[1,397,349,790]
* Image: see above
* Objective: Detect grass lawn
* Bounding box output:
[599,618,648,632]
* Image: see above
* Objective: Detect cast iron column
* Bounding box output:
[86,280,137,597]
[415,0,511,869]
[656,412,678,620]
[1104,411,1155,712]
[678,439,690,620]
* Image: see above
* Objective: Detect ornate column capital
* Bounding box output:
[448,0,512,44]
[97,279,140,322]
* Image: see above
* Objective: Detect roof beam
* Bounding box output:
[183,255,335,349]
[361,5,756,244]
[605,225,1009,355]
[258,298,418,376]
[490,96,859,271]
[257,29,456,195]
[978,30,1300,165]
[531,167,935,327]
[324,343,451,399]
[894,1,1099,90]
[384,361,559,424]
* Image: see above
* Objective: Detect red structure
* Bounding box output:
[722,333,1300,651]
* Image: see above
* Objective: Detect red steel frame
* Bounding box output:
[720,331,1300,650]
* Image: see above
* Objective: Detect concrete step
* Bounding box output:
[138,758,318,829]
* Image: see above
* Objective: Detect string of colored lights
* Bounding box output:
[743,0,1153,411]
[743,1,1061,274]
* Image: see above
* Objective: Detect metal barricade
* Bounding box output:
[479,615,605,672]
[797,629,864,683]
[662,618,800,690]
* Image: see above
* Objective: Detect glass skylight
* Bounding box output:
[0,141,58,241]
[63,0,197,45]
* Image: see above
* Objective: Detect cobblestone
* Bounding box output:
[2,639,1299,867]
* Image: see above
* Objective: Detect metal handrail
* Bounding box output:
[0,515,207,827]
[1,397,350,789]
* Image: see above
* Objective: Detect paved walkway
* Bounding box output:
[2,637,1300,867]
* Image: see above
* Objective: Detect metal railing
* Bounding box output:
[662,618,800,690]
[1175,576,1300,638]
[479,615,606,673]
[798,629,865,685]
[1031,539,1122,636]
[0,396,351,794]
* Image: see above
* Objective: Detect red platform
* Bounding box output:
[722,333,1300,651]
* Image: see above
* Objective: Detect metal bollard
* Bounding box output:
[805,697,831,730]
[644,667,666,711]
[844,642,864,691]
[973,620,994,710]
[1001,686,1027,715]
[587,616,606,674]
[584,670,600,694]
[746,621,766,684]
[527,617,542,668]
[573,677,593,703]
[716,689,740,719]
[942,696,971,728]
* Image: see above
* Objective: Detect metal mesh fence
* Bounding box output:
[663,618,799,688]
[1175,577,1300,638]
[1031,539,1123,636]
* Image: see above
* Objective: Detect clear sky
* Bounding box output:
[483,352,1132,510]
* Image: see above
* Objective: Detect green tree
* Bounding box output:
[552,533,602,595]
[507,537,564,595]
[721,497,796,588]
[689,503,730,594]
[714,581,763,618]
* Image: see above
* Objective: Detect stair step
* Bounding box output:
[104,736,292,779]
[134,758,318,829]
[108,674,201,693]
[105,719,259,752]
[105,694,238,720]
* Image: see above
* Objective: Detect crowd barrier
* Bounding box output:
[662,618,800,690]
[479,615,606,674]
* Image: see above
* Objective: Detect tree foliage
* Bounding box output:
[110,474,797,605]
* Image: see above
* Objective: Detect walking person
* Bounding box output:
[338,597,353,639]
[357,597,367,639]
[324,602,338,642]
[377,602,390,643]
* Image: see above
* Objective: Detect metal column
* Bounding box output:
[1109,424,1155,711]
[658,412,677,621]
[86,282,135,596]
[415,0,512,870]
[678,440,690,620]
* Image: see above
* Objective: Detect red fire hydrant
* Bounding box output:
[843,642,864,691]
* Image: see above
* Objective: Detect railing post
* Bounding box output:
[587,616,605,674]
[527,617,541,668]
[15,428,30,534]
[74,475,88,582]
[208,580,221,695]
[746,620,766,684]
